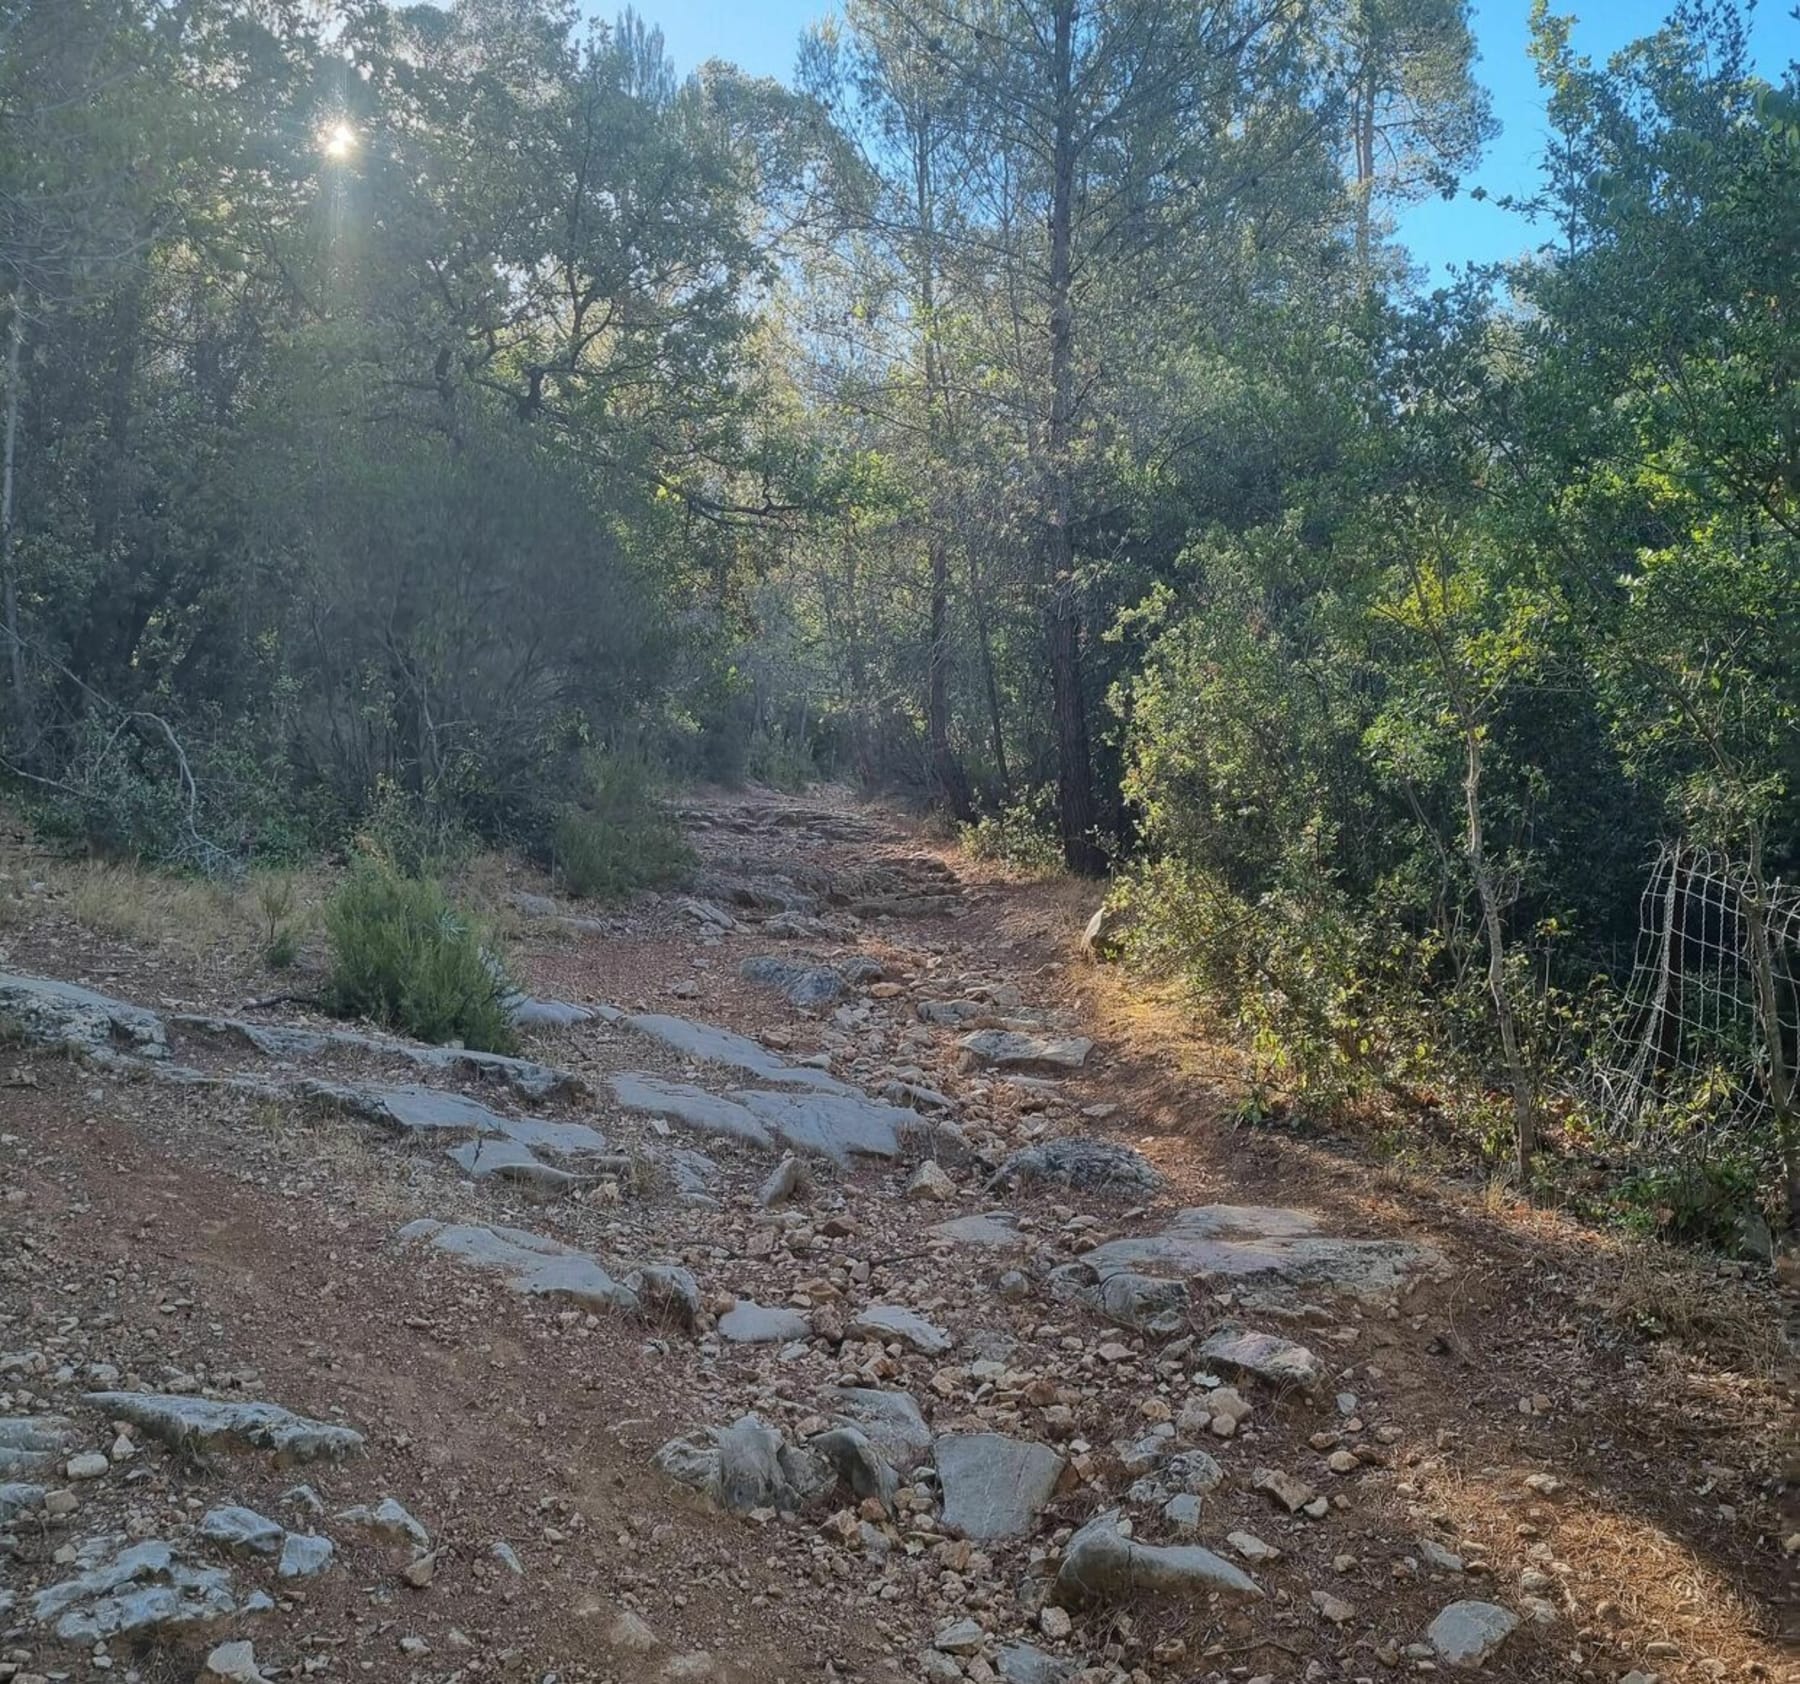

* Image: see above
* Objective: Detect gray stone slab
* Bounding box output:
[0,973,167,1059]
[611,1074,773,1148]
[990,1138,1159,1195]
[277,1532,334,1579]
[506,994,594,1030]
[956,1029,1092,1071]
[1054,1508,1260,1605]
[931,1213,1025,1249]
[198,1505,283,1556]
[847,1304,953,1356]
[832,1389,933,1474]
[31,1538,251,1641]
[1427,1600,1520,1667]
[81,1394,363,1464]
[398,1220,638,1314]
[1077,1205,1446,1308]
[1197,1327,1325,1396]
[0,1414,75,1477]
[446,1137,577,1192]
[998,1645,1075,1684]
[717,1301,812,1343]
[173,1014,582,1102]
[934,1434,1065,1539]
[619,1014,848,1090]
[731,1088,921,1161]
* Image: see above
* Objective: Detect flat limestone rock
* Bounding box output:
[1427,1600,1520,1667]
[1197,1327,1326,1396]
[32,1538,253,1642]
[847,1304,954,1356]
[611,1074,922,1161]
[1077,1205,1446,1308]
[935,1434,1065,1539]
[0,973,168,1059]
[506,994,594,1030]
[198,1505,284,1555]
[1047,1264,1190,1337]
[612,1074,772,1147]
[0,1414,76,1478]
[717,1301,812,1344]
[1054,1508,1260,1606]
[832,1388,933,1474]
[998,1644,1076,1684]
[931,1213,1025,1249]
[619,1014,847,1090]
[82,1394,363,1464]
[446,1136,576,1192]
[990,1138,1159,1195]
[732,1088,922,1161]
[0,1481,47,1520]
[173,1014,583,1102]
[739,956,854,1009]
[277,1532,334,1579]
[399,1220,638,1314]
[956,1029,1092,1071]
[654,1415,832,1515]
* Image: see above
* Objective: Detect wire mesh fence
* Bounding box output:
[1586,841,1799,1153]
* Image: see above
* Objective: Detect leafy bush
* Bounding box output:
[323,863,516,1051]
[550,753,691,901]
[961,789,1065,876]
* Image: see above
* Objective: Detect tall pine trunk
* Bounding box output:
[1044,0,1102,875]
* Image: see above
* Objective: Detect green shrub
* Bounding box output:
[323,863,516,1051]
[550,753,691,900]
[961,788,1065,876]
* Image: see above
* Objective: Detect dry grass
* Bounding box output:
[1406,1457,1783,1674]
[1596,1235,1793,1378]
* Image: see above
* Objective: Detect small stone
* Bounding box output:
[907,1162,958,1202]
[204,1642,268,1683]
[1251,1466,1315,1513]
[1426,1600,1520,1667]
[1227,1530,1281,1564]
[1312,1590,1355,1624]
[608,1611,660,1652]
[278,1532,334,1579]
[936,1618,986,1656]
[1038,1606,1072,1641]
[1327,1449,1359,1474]
[64,1453,108,1482]
[403,1551,437,1587]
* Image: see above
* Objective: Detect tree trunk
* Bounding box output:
[913,120,972,820]
[1463,725,1535,1182]
[969,547,1011,800]
[1043,0,1102,875]
[928,534,972,817]
[1,297,28,739]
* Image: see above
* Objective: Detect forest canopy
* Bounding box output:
[1,0,1796,1232]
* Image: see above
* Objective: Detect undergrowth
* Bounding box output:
[322,861,516,1052]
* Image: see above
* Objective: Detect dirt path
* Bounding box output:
[0,788,1792,1684]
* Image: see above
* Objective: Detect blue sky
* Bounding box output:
[616,0,1797,286]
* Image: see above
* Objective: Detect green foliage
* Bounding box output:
[961,790,1066,876]
[550,755,692,901]
[322,863,516,1052]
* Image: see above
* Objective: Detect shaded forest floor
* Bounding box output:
[0,788,1793,1684]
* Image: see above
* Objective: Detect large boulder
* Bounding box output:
[654,1415,833,1515]
[935,1434,1065,1540]
[1054,1509,1260,1606]
[81,1394,362,1464]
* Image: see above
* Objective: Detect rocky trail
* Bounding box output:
[0,790,1792,1684]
